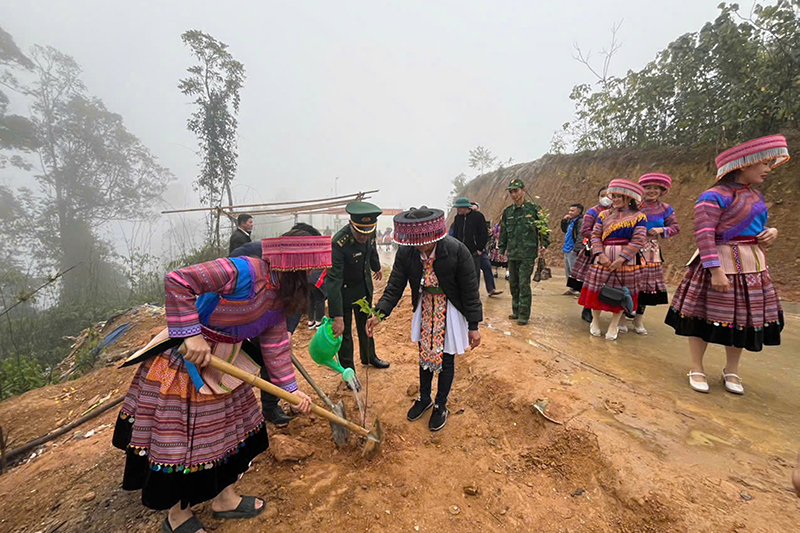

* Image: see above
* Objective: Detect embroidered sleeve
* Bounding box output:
[164,258,239,338]
[662,205,680,238]
[581,208,598,239]
[258,320,297,393]
[695,191,725,268]
[620,214,648,261]
[591,211,606,256]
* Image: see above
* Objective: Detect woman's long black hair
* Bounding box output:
[276,224,322,315]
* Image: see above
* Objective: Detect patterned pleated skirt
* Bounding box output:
[665,242,782,352]
[638,242,669,307]
[112,347,267,510]
[578,243,645,313]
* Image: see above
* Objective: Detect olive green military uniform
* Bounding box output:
[326,204,383,369]
[499,179,550,323]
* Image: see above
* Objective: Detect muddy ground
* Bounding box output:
[1,273,799,533]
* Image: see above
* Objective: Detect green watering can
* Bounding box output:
[308,316,355,382]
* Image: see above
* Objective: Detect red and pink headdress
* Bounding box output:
[261,235,332,271]
[393,207,447,246]
[715,134,790,182]
[638,173,672,193]
[606,179,644,203]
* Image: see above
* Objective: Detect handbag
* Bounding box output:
[599,271,630,311]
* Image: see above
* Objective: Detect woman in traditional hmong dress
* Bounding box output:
[567,186,611,323]
[634,173,680,335]
[665,135,789,395]
[489,223,509,278]
[113,232,327,533]
[367,207,482,432]
[578,179,647,340]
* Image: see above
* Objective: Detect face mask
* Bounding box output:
[599,197,612,207]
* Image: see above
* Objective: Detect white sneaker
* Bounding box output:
[722,370,744,395]
[687,372,710,393]
[313,321,322,329]
[307,321,315,328]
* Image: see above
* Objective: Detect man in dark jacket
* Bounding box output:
[450,197,489,284]
[228,213,254,254]
[367,206,481,432]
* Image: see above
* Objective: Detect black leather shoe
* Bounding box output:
[581,307,593,323]
[428,404,449,431]
[366,356,390,369]
[263,405,293,427]
[508,313,518,320]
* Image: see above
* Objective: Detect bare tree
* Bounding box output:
[572,20,623,89]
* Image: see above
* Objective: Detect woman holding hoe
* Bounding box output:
[113,230,327,533]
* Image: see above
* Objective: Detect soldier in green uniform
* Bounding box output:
[498,179,550,325]
[327,202,390,382]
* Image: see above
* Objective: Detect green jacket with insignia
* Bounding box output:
[326,226,381,317]
[498,201,550,261]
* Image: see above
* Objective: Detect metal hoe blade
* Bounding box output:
[361,418,383,459]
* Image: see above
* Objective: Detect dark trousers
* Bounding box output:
[308,286,325,323]
[478,253,496,293]
[339,288,377,369]
[419,353,455,408]
[259,364,280,412]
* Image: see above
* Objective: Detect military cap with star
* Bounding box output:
[507,178,526,190]
[346,201,382,233]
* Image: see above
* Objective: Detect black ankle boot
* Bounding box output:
[263,405,293,427]
[428,404,448,431]
[407,397,433,421]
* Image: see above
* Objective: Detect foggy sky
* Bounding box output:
[2,1,721,217]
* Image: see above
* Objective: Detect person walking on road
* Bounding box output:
[561,203,584,295]
[635,173,680,335]
[498,179,550,325]
[578,179,648,340]
[327,202,390,390]
[568,187,612,323]
[665,135,788,395]
[366,206,482,432]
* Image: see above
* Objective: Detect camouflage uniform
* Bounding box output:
[499,181,550,323]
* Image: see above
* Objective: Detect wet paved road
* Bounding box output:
[479,270,800,456]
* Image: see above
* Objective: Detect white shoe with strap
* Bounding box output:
[687,372,710,393]
[722,370,744,395]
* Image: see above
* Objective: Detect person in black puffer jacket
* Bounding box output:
[367,207,482,432]
[450,197,489,284]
